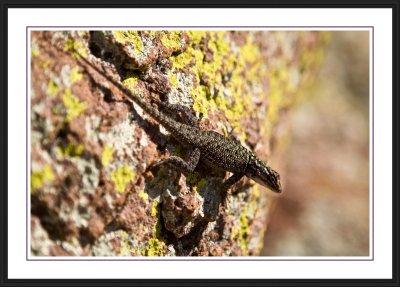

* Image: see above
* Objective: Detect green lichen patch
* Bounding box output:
[122,72,140,91]
[160,31,184,50]
[151,200,159,217]
[101,145,114,167]
[31,44,39,58]
[187,31,207,45]
[69,67,83,85]
[39,59,52,70]
[46,79,61,97]
[114,30,143,53]
[239,205,251,255]
[31,164,55,191]
[167,31,265,140]
[150,201,167,243]
[119,230,135,256]
[141,200,168,256]
[229,202,252,256]
[138,190,149,201]
[64,37,88,59]
[62,89,87,122]
[111,164,135,193]
[57,143,85,158]
[141,238,167,256]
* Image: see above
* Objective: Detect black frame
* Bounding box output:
[1,1,399,286]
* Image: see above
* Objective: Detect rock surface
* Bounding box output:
[30,30,328,256]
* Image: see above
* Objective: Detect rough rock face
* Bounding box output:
[30,30,328,256]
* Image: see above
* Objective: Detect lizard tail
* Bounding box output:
[75,52,179,132]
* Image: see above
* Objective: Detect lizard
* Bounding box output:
[76,53,282,194]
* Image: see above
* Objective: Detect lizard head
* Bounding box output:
[246,157,282,193]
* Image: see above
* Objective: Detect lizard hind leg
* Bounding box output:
[150,148,201,176]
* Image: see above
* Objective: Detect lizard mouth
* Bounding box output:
[250,174,282,193]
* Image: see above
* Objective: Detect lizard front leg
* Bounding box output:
[223,173,244,190]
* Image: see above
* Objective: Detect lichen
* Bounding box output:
[141,200,167,256]
[138,190,149,201]
[64,37,88,59]
[31,164,55,191]
[31,45,39,58]
[150,200,167,245]
[57,143,85,158]
[119,230,133,256]
[151,200,159,217]
[122,72,140,92]
[187,31,207,45]
[239,205,250,255]
[111,164,135,193]
[46,79,61,97]
[113,31,143,53]
[69,67,83,85]
[168,31,263,140]
[168,71,179,89]
[62,88,87,122]
[141,238,166,256]
[39,59,51,69]
[171,46,203,70]
[161,31,183,50]
[101,145,114,167]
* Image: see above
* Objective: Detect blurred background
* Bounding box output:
[262,31,370,256]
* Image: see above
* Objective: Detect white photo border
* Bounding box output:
[7,8,393,279]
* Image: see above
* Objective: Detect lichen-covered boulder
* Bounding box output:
[30,30,328,256]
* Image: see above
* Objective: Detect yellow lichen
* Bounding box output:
[31,164,55,191]
[161,31,183,50]
[111,165,135,193]
[101,145,114,167]
[63,88,87,122]
[113,31,143,53]
[168,31,262,139]
[239,39,260,65]
[46,80,61,97]
[122,72,140,91]
[56,143,85,158]
[138,190,149,201]
[239,205,250,255]
[191,85,211,116]
[187,31,206,45]
[172,46,203,70]
[69,67,83,85]
[39,59,51,70]
[151,200,159,217]
[168,31,326,161]
[141,238,166,256]
[168,71,179,89]
[231,226,239,240]
[64,37,88,59]
[31,47,39,58]
[119,230,132,256]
